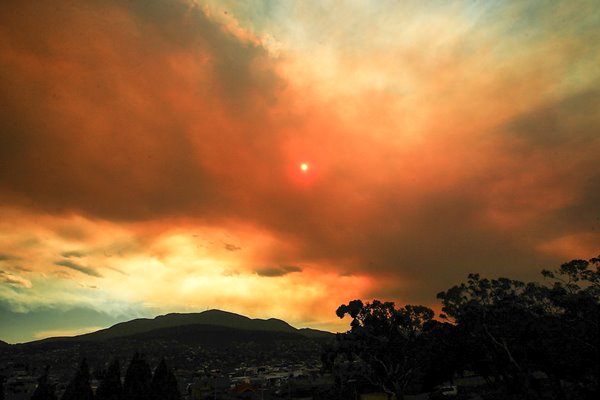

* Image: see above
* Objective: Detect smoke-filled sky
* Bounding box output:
[1,0,599,343]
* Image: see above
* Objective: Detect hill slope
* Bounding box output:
[33,309,333,344]
[128,323,306,346]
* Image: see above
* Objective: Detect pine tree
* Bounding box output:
[151,359,181,400]
[30,368,57,400]
[60,359,94,400]
[96,359,122,400]
[123,353,152,400]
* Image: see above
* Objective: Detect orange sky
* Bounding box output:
[1,0,599,343]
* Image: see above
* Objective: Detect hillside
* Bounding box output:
[29,309,333,344]
[127,323,306,346]
[7,320,328,383]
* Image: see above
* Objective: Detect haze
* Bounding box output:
[1,0,599,343]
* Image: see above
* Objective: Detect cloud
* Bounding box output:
[0,254,18,262]
[255,265,302,277]
[0,0,281,221]
[12,266,32,273]
[54,260,103,278]
[60,250,85,258]
[0,0,599,339]
[0,270,32,288]
[222,268,239,277]
[224,243,241,252]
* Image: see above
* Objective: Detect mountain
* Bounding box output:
[33,309,333,344]
[8,316,330,382]
[0,339,9,347]
[127,323,306,346]
[298,327,335,339]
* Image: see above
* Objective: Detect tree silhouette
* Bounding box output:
[123,353,152,400]
[333,300,435,400]
[437,255,600,399]
[151,359,180,400]
[438,274,547,398]
[419,319,463,391]
[61,359,94,400]
[30,367,57,400]
[541,256,600,398]
[96,359,123,400]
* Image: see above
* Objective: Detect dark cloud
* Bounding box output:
[0,0,598,309]
[54,225,90,241]
[224,243,241,252]
[0,0,281,221]
[106,266,129,276]
[0,254,18,262]
[285,87,600,302]
[60,250,85,258]
[54,260,102,278]
[255,265,302,277]
[12,265,32,272]
[506,89,600,150]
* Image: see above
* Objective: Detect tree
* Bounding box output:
[419,320,463,391]
[30,367,57,400]
[333,300,435,400]
[438,274,552,399]
[151,359,180,400]
[96,359,123,400]
[123,353,152,400]
[437,255,600,399]
[61,359,94,400]
[541,256,600,398]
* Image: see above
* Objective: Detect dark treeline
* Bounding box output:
[323,256,600,400]
[30,353,180,400]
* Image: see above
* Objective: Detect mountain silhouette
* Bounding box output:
[25,309,333,344]
[125,323,306,346]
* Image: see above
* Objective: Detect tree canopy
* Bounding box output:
[328,255,600,400]
[331,300,436,400]
[60,359,94,400]
[95,359,123,400]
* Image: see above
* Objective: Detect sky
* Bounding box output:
[1,0,599,343]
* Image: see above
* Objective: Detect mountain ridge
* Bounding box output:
[23,309,333,345]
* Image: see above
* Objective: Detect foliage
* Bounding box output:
[60,359,94,400]
[151,359,180,400]
[331,300,435,400]
[95,359,123,400]
[328,255,600,400]
[436,255,600,399]
[123,353,153,400]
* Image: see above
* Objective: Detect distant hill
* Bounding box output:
[298,327,335,339]
[28,309,334,344]
[127,323,306,346]
[0,339,9,347]
[8,319,329,382]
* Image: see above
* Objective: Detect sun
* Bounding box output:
[300,162,309,172]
